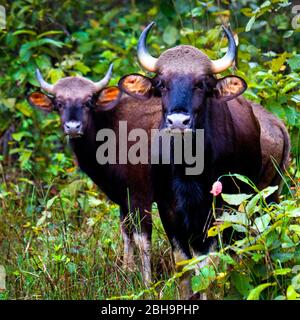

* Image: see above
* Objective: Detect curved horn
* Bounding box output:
[93,63,113,91]
[36,69,55,94]
[211,26,237,74]
[137,22,158,72]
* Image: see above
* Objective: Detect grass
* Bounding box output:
[1,161,299,300]
[0,167,176,300]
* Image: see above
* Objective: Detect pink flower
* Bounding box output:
[210,181,222,196]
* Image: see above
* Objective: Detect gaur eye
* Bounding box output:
[84,99,93,108]
[158,81,168,91]
[55,101,64,109]
[194,82,204,90]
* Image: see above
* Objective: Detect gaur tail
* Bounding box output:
[270,125,291,200]
[279,125,291,172]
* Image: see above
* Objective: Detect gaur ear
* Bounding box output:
[95,86,122,111]
[27,92,54,111]
[118,74,152,100]
[215,76,247,102]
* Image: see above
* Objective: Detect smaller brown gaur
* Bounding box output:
[28,64,162,285]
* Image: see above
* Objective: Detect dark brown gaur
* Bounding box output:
[28,65,162,285]
[119,22,290,299]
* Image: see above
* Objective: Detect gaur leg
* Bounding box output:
[125,195,153,286]
[172,239,193,300]
[191,240,219,300]
[157,202,193,299]
[120,207,135,272]
[188,201,221,300]
[133,229,152,285]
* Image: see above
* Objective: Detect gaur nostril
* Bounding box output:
[182,118,190,126]
[167,117,173,125]
[167,114,190,128]
[64,122,82,133]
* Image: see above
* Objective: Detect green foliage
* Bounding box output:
[213,183,300,300]
[0,0,299,179]
[0,0,299,300]
[138,179,299,300]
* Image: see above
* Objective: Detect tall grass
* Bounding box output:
[0,167,175,300]
[1,162,299,300]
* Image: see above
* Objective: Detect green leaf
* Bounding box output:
[1,98,16,110]
[287,208,300,217]
[48,69,65,83]
[207,222,232,237]
[19,38,64,62]
[287,54,300,71]
[163,26,178,46]
[36,211,51,226]
[61,179,86,197]
[19,149,32,168]
[102,8,119,24]
[283,30,294,38]
[253,214,271,233]
[37,30,64,39]
[16,102,33,117]
[12,131,32,142]
[35,55,52,70]
[260,0,271,10]
[74,61,91,75]
[270,52,288,73]
[291,273,300,291]
[289,225,300,236]
[231,272,254,297]
[238,244,265,253]
[246,193,261,217]
[274,295,286,300]
[88,196,102,208]
[218,254,236,266]
[46,196,58,209]
[12,30,37,36]
[232,224,248,233]
[179,255,207,268]
[272,268,291,276]
[271,251,294,263]
[282,81,298,93]
[260,185,278,199]
[247,283,276,300]
[72,31,89,42]
[66,262,77,274]
[252,253,264,262]
[191,265,216,292]
[221,193,253,206]
[286,285,300,300]
[18,178,34,186]
[245,16,256,32]
[226,174,256,190]
[218,212,249,226]
[192,275,206,292]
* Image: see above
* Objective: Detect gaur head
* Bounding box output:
[28,64,122,138]
[119,22,247,131]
